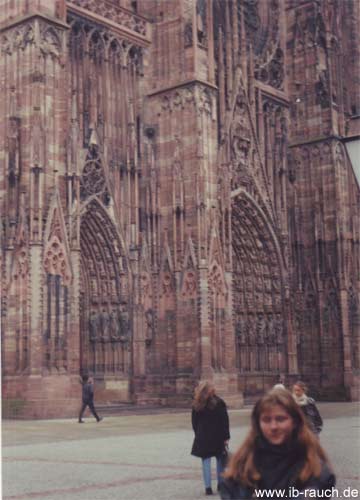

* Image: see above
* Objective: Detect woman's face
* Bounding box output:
[259,404,295,445]
[293,384,305,398]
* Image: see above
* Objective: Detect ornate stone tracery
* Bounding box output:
[39,24,63,60]
[1,23,35,54]
[79,146,109,204]
[213,0,284,90]
[68,0,147,36]
[230,92,252,184]
[44,204,72,286]
[181,269,197,298]
[68,13,142,173]
[44,235,71,285]
[68,14,144,64]
[207,228,228,371]
[159,86,196,113]
[1,19,65,61]
[252,0,284,89]
[42,196,73,373]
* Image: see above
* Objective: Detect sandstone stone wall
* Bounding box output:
[1,0,359,418]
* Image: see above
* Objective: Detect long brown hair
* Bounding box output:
[192,380,217,411]
[224,389,331,487]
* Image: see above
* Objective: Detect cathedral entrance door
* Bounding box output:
[232,193,288,397]
[79,200,132,402]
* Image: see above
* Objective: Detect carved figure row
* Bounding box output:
[89,307,130,343]
[235,312,285,346]
[160,85,213,115]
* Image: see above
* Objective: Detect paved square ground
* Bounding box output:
[2,403,359,500]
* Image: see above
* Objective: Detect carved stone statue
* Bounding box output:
[100,309,110,341]
[256,312,267,344]
[110,309,119,341]
[235,314,247,345]
[184,22,193,47]
[8,117,20,185]
[118,306,130,342]
[246,313,256,346]
[267,313,276,344]
[89,311,98,342]
[145,308,155,346]
[275,313,284,344]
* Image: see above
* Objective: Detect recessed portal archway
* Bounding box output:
[80,199,132,393]
[232,191,287,394]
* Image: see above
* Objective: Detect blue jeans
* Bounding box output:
[201,456,224,489]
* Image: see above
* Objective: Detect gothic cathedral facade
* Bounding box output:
[1,0,359,417]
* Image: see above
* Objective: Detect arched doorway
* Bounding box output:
[80,199,132,400]
[232,191,287,396]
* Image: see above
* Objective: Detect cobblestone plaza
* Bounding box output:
[2,403,359,500]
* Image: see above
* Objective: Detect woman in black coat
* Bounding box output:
[191,381,230,495]
[220,389,335,499]
[292,381,323,436]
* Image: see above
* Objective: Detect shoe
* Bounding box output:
[78,420,85,423]
[97,417,103,422]
[205,487,213,495]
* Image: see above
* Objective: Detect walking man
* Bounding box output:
[78,375,103,423]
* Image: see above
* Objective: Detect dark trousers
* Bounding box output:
[79,400,100,421]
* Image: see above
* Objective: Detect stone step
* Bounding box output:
[95,403,188,416]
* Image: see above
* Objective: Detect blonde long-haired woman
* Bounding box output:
[220,389,335,499]
[191,381,230,495]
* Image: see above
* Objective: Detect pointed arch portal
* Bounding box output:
[79,199,132,388]
[231,191,288,393]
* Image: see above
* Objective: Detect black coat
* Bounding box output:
[220,465,335,499]
[219,436,335,499]
[82,382,94,403]
[300,399,323,435]
[191,396,230,459]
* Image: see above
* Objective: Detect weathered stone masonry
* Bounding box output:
[1,0,359,418]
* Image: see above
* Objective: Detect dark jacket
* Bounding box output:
[219,436,335,499]
[300,398,323,435]
[191,396,230,459]
[220,465,335,499]
[82,381,94,403]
